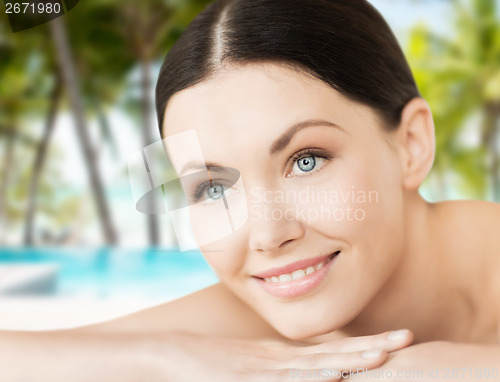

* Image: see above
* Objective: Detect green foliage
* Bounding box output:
[0,0,213,244]
[407,0,500,201]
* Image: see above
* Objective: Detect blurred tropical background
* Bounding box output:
[0,0,499,330]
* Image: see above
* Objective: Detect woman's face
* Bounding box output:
[163,63,407,340]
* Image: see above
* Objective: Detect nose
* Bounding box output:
[247,189,305,253]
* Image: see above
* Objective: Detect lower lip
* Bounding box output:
[253,254,338,299]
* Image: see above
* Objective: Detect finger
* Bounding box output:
[265,368,343,382]
[306,329,413,354]
[274,348,388,371]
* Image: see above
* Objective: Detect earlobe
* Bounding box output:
[397,97,436,191]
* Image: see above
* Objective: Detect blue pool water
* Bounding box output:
[0,247,219,300]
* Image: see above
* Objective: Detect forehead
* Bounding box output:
[162,63,353,135]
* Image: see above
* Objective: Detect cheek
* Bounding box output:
[189,189,249,278]
[198,231,247,281]
[337,149,406,273]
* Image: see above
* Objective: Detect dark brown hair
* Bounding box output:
[155,0,420,135]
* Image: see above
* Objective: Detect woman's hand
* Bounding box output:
[346,341,500,382]
[161,329,414,381]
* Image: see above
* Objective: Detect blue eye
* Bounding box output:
[289,154,326,177]
[191,181,232,203]
[297,156,316,172]
[207,184,225,200]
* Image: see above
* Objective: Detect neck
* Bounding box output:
[338,193,474,343]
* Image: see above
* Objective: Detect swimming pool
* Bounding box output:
[0,247,218,301]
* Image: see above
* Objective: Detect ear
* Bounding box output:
[395,97,435,191]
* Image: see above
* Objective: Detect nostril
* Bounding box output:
[279,239,294,248]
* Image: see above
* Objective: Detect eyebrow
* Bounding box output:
[179,161,226,176]
[269,119,345,155]
[179,119,344,175]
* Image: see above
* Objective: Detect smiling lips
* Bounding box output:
[252,251,340,298]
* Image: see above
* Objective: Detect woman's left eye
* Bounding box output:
[206,184,225,200]
[288,154,327,177]
[191,181,237,203]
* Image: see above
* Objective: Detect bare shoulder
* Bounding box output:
[76,282,281,339]
[436,200,500,319]
[435,199,500,249]
[435,199,500,220]
[439,200,500,267]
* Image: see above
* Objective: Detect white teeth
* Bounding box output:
[262,259,333,284]
[279,274,292,282]
[291,269,306,280]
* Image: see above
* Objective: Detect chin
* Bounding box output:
[276,322,337,342]
[268,307,356,341]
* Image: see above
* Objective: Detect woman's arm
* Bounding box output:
[75,282,282,339]
[0,329,177,382]
[0,283,415,381]
[0,327,414,381]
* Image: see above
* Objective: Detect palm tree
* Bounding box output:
[2,0,212,247]
[117,0,212,246]
[49,15,118,244]
[0,24,40,243]
[23,72,63,245]
[406,0,500,201]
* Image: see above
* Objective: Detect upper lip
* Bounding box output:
[252,251,340,279]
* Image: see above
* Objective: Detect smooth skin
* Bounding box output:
[1,63,499,381]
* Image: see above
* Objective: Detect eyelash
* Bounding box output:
[191,180,226,202]
[285,148,332,178]
[189,148,331,202]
